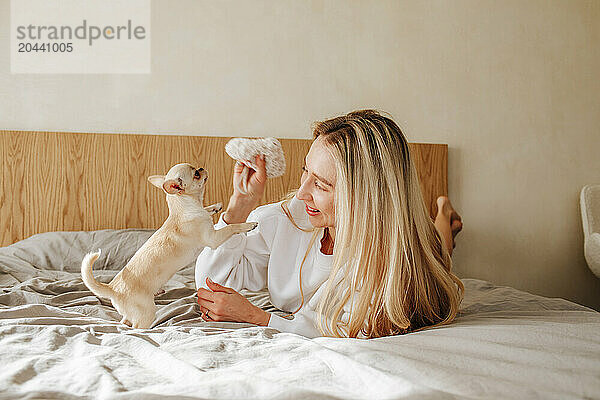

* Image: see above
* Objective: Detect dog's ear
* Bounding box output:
[148,175,165,189]
[162,179,184,195]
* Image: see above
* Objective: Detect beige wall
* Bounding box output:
[1,0,599,309]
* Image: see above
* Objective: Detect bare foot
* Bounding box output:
[436,196,463,249]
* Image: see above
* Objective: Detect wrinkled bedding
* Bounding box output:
[0,229,599,399]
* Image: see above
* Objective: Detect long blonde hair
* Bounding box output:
[287,110,464,339]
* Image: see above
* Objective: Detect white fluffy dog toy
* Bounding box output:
[225,137,286,194]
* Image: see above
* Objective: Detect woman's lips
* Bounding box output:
[305,204,320,216]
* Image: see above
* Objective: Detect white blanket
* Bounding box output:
[0,229,598,399]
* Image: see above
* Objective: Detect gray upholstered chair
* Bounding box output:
[581,185,600,278]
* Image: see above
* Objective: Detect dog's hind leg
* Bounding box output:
[134,314,155,329]
[131,299,156,329]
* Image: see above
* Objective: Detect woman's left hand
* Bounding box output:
[197,278,270,326]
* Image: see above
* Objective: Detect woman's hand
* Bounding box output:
[224,154,267,224]
[196,278,270,326]
[233,154,267,200]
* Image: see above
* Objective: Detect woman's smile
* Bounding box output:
[305,204,320,216]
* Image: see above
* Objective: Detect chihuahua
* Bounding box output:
[81,163,257,329]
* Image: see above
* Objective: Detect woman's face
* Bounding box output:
[296,137,336,228]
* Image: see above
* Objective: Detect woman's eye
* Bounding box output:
[302,166,325,191]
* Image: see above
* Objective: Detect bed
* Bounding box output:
[1,131,599,399]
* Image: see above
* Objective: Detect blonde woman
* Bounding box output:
[195,110,464,338]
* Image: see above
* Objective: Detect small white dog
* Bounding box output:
[81,163,257,329]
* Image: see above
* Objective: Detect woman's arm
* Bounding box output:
[197,278,323,337]
[195,210,274,292]
[195,154,270,289]
[195,154,273,323]
[195,207,278,325]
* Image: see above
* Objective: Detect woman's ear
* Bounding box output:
[162,179,184,195]
[148,175,165,188]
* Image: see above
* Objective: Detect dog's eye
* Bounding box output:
[194,170,201,179]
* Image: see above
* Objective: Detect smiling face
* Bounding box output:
[296,137,337,229]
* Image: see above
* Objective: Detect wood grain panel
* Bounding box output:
[0,131,446,246]
[409,143,448,219]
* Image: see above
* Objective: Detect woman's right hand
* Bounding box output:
[224,154,267,224]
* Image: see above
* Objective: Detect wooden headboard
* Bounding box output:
[0,131,447,247]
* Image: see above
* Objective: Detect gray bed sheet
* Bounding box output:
[0,229,598,399]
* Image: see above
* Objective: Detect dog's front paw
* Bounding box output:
[238,222,258,233]
[205,203,223,215]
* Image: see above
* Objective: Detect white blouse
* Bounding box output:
[195,195,341,338]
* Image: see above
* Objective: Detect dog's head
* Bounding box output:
[147,163,208,197]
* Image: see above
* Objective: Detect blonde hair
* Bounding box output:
[285,110,464,339]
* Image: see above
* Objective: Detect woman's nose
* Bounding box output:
[296,180,311,201]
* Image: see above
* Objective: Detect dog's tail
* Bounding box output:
[81,249,115,299]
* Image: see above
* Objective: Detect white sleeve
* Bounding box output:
[267,277,356,339]
[195,210,274,292]
[267,310,323,338]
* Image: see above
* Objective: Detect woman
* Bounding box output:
[196,110,464,339]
